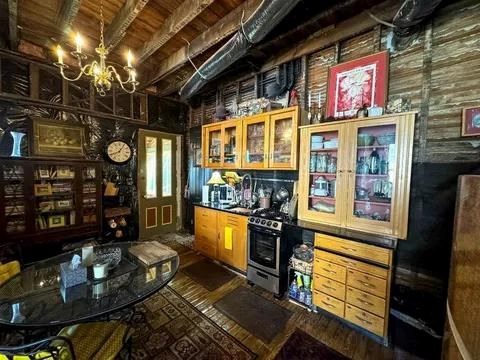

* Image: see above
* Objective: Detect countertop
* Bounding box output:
[193,203,397,250]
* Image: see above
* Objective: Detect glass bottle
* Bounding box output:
[310,152,317,172]
[289,275,298,299]
[369,148,380,174]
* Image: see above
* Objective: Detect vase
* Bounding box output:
[10,132,25,157]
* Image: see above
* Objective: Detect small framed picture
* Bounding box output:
[48,215,66,228]
[462,106,480,137]
[38,167,50,179]
[57,166,72,179]
[31,118,85,157]
[34,183,52,196]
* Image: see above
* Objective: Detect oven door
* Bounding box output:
[248,225,280,276]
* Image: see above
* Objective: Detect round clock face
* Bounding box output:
[106,140,132,164]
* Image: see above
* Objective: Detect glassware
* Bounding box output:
[369,148,380,174]
[310,152,317,172]
[316,154,329,173]
[327,156,337,173]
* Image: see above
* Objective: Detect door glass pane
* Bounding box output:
[353,124,396,222]
[3,164,26,234]
[33,164,76,231]
[223,125,237,165]
[246,122,265,164]
[162,139,172,197]
[308,131,339,215]
[208,129,221,165]
[145,136,157,198]
[272,117,293,164]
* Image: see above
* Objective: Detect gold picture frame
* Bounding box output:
[48,215,66,228]
[34,183,52,196]
[31,118,85,157]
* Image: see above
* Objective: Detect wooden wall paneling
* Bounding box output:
[203,90,217,124]
[8,0,18,50]
[239,77,256,103]
[339,30,375,62]
[426,0,480,163]
[306,46,336,113]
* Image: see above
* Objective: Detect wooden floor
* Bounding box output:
[165,241,421,360]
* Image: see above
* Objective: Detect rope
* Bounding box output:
[240,10,253,45]
[182,38,207,80]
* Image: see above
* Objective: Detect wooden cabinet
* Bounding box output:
[298,112,415,239]
[217,212,248,271]
[201,106,299,170]
[312,233,393,343]
[203,119,242,169]
[194,206,247,271]
[0,157,102,245]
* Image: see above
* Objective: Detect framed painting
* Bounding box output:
[326,51,389,118]
[31,118,85,157]
[462,106,480,137]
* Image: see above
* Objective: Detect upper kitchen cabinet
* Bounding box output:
[298,112,415,239]
[242,106,299,170]
[202,106,299,170]
[203,119,242,169]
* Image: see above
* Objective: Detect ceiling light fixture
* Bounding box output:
[53,0,138,96]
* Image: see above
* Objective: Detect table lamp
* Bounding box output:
[207,171,225,204]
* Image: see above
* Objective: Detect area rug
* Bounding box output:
[213,286,292,344]
[182,259,237,291]
[121,286,256,360]
[273,329,349,360]
[150,232,195,250]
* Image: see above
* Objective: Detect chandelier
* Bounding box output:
[53,0,138,96]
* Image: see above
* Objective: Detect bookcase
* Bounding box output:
[0,157,102,245]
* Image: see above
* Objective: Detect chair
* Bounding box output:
[0,335,75,360]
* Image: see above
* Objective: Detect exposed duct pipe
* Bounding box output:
[393,0,443,37]
[179,0,301,99]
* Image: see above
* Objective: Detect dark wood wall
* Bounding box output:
[186,0,480,283]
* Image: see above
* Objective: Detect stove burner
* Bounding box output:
[251,208,289,221]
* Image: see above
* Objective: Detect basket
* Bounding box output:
[289,257,313,275]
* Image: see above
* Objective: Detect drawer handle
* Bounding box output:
[356,298,374,307]
[322,268,337,274]
[357,280,375,288]
[355,315,373,325]
[321,300,335,309]
[342,260,356,266]
[341,246,357,252]
[321,284,336,291]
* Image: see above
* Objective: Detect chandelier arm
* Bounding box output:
[59,64,93,82]
[108,66,137,94]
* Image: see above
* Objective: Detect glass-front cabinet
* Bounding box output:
[242,115,269,169]
[0,157,102,242]
[298,113,415,239]
[269,110,298,169]
[203,119,242,169]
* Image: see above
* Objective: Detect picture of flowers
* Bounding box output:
[32,118,85,157]
[326,51,389,118]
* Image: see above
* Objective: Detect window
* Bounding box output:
[162,139,172,197]
[145,136,157,198]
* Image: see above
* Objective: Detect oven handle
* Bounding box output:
[248,225,281,236]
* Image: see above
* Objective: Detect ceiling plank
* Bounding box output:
[57,0,82,35]
[104,0,150,50]
[137,0,216,64]
[144,0,262,86]
[8,0,18,50]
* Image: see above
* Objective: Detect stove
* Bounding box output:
[247,208,300,298]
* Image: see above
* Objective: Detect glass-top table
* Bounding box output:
[0,242,179,329]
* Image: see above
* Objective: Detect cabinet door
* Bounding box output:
[344,115,414,239]
[269,109,298,169]
[242,115,269,169]
[222,120,242,169]
[203,125,222,168]
[298,124,349,226]
[217,213,248,271]
[194,207,218,258]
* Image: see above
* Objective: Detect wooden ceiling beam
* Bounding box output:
[57,0,82,35]
[104,0,150,50]
[144,0,262,86]
[137,0,216,64]
[8,0,18,50]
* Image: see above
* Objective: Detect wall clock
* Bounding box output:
[105,139,133,165]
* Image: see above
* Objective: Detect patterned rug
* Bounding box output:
[121,286,256,359]
[149,232,195,250]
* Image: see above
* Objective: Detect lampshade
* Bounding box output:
[207,171,226,185]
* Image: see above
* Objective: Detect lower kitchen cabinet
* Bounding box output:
[194,206,248,272]
[312,233,393,344]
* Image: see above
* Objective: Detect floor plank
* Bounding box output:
[160,241,420,360]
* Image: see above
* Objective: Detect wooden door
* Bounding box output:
[268,107,299,169]
[343,114,414,239]
[221,119,242,169]
[138,129,178,239]
[242,115,270,169]
[298,124,349,227]
[217,212,248,271]
[202,124,222,168]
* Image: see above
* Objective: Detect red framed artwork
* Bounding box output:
[462,106,480,137]
[326,51,389,118]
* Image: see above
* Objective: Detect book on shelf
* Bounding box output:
[129,241,177,266]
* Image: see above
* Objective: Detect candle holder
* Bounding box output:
[307,106,312,124]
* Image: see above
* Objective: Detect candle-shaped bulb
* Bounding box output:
[127,49,133,68]
[56,45,64,65]
[131,69,137,82]
[75,32,83,53]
